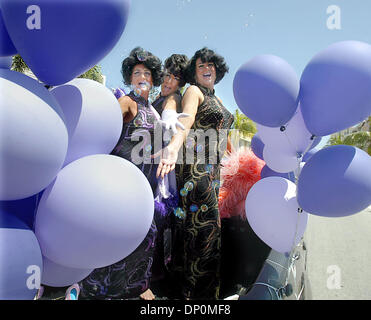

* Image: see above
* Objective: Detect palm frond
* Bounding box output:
[78,65,104,83]
[11,55,29,73]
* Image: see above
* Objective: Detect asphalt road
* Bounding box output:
[305,205,371,300]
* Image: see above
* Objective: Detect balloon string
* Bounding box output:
[282,206,302,290]
[281,111,316,183]
[286,137,314,279]
[285,137,314,287]
[279,126,301,287]
[281,118,315,288]
[281,118,315,187]
[293,135,316,183]
[290,208,302,256]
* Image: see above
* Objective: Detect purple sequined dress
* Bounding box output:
[78,91,162,300]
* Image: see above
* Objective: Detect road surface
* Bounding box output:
[305,205,371,300]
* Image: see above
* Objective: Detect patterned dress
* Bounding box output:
[78,91,160,300]
[150,93,181,291]
[171,84,234,300]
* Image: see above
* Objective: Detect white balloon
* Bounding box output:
[35,155,154,269]
[245,177,308,253]
[51,79,123,166]
[256,105,313,154]
[41,256,93,287]
[263,145,301,173]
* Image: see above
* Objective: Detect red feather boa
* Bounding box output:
[218,148,265,220]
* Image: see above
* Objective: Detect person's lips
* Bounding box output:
[138,81,149,89]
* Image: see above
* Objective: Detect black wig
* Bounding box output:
[163,54,189,88]
[185,47,229,85]
[121,47,163,87]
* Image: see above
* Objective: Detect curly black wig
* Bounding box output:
[163,54,189,88]
[185,47,229,85]
[121,47,163,87]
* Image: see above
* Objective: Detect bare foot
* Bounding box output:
[140,289,155,300]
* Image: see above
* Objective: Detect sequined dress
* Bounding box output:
[150,93,181,290]
[152,90,182,115]
[171,84,234,300]
[78,91,160,300]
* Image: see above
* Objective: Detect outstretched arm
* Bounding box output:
[158,93,190,133]
[153,85,203,178]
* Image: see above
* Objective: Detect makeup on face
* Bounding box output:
[131,64,153,93]
[195,58,216,88]
[161,71,181,96]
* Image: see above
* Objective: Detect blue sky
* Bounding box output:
[100,0,371,146]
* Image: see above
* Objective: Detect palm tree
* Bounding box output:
[77,65,104,84]
[11,54,29,73]
[328,116,371,155]
[231,109,257,139]
[11,54,104,84]
[228,109,257,150]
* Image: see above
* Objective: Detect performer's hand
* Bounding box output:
[112,87,126,100]
[152,145,178,179]
[158,109,190,134]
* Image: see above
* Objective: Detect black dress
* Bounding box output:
[171,84,234,299]
[152,90,182,115]
[149,92,181,296]
[78,91,159,299]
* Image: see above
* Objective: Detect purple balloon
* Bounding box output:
[35,154,154,269]
[233,54,300,127]
[250,134,264,160]
[260,165,295,182]
[41,256,93,288]
[0,192,42,229]
[1,0,131,85]
[302,148,319,162]
[0,69,65,121]
[0,69,68,201]
[0,211,43,299]
[300,41,371,136]
[0,56,13,69]
[297,145,371,217]
[309,136,322,150]
[0,8,17,56]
